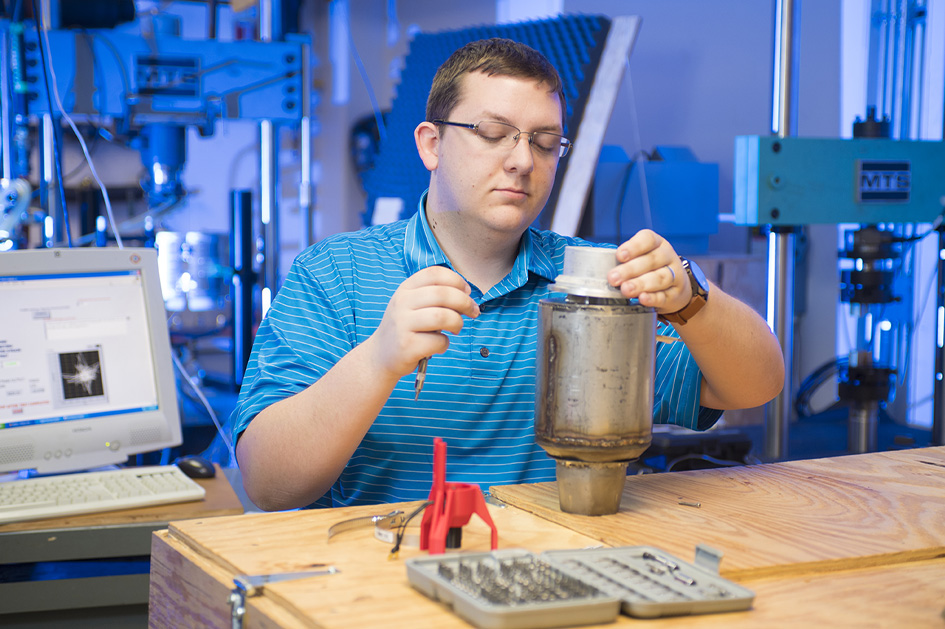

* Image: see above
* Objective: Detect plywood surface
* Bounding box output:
[622,557,945,629]
[0,464,243,533]
[490,447,945,580]
[150,500,606,629]
[149,489,945,629]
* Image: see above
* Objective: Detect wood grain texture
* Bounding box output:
[150,530,307,629]
[148,451,945,628]
[150,500,606,629]
[490,447,945,580]
[0,465,243,533]
[149,499,945,629]
[611,557,945,629]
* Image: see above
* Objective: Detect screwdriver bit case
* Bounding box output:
[406,546,754,629]
[406,549,620,629]
[542,546,755,618]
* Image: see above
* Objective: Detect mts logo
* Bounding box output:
[857,160,910,202]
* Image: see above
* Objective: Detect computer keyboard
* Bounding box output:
[0,465,207,525]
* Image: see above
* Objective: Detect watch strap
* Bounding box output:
[659,294,707,325]
[659,257,709,325]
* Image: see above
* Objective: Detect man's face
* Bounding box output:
[426,72,564,239]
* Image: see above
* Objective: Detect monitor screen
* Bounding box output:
[0,247,181,474]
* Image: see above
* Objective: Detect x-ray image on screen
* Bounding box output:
[58,349,106,401]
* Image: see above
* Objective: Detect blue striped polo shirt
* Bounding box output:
[230,193,721,508]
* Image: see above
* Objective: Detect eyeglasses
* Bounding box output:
[433,120,572,158]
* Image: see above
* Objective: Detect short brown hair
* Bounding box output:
[425,38,566,128]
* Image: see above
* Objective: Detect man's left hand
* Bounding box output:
[607,229,690,313]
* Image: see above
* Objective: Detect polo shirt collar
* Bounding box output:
[404,190,559,289]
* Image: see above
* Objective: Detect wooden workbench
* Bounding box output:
[148,450,945,628]
[491,446,945,580]
[149,498,603,628]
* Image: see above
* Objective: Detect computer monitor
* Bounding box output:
[0,247,181,475]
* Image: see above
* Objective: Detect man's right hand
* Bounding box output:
[368,266,480,378]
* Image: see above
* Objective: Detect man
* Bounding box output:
[232,39,784,511]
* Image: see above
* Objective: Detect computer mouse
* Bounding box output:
[175,455,216,479]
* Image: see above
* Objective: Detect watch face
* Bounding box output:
[686,259,709,296]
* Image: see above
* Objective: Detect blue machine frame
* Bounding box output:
[20,25,305,132]
[734,136,945,226]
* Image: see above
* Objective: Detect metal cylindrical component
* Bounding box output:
[535,247,656,516]
[535,297,656,513]
[554,460,631,516]
[848,401,878,454]
[535,297,656,461]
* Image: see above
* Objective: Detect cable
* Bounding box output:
[665,454,744,473]
[897,221,942,392]
[346,18,387,143]
[57,32,129,184]
[388,499,433,560]
[794,356,846,418]
[171,350,236,467]
[31,0,72,247]
[32,0,123,248]
[85,31,131,101]
[624,60,653,233]
[60,123,102,182]
[893,210,944,242]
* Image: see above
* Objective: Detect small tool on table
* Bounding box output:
[327,509,405,541]
[414,356,429,400]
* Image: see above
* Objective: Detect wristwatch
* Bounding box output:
[659,257,709,325]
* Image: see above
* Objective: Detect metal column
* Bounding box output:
[0,26,14,180]
[934,226,945,445]
[915,3,940,445]
[259,0,282,311]
[764,0,801,460]
[299,36,314,248]
[231,190,255,389]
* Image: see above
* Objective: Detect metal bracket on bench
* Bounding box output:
[228,568,339,629]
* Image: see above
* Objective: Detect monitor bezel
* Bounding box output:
[0,247,181,475]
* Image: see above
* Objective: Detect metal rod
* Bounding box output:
[764,0,801,461]
[260,119,278,305]
[848,401,879,452]
[0,27,13,180]
[933,227,945,445]
[299,36,313,247]
[258,0,281,303]
[866,0,883,114]
[882,0,892,117]
[772,0,799,137]
[932,1,945,447]
[41,113,64,245]
[889,0,902,136]
[766,228,795,459]
[231,189,255,389]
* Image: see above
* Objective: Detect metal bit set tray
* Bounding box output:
[406,549,619,629]
[405,546,754,629]
[542,546,755,619]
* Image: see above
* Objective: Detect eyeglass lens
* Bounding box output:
[477,121,569,156]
